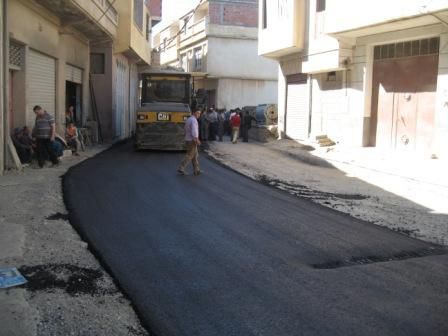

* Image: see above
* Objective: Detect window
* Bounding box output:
[146,14,151,41]
[194,48,202,71]
[373,37,440,61]
[315,0,326,37]
[316,0,326,12]
[326,71,336,82]
[133,0,144,31]
[180,54,188,72]
[141,76,190,104]
[262,0,267,29]
[9,42,23,69]
[90,53,105,74]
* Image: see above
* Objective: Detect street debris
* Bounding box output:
[20,264,115,297]
[257,174,369,201]
[0,267,27,289]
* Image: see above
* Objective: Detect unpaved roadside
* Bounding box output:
[0,147,149,336]
[206,139,448,246]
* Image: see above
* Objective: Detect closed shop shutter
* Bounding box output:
[65,64,83,84]
[129,63,139,134]
[28,50,56,125]
[115,59,128,139]
[286,74,309,140]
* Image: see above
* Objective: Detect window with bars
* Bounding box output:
[9,42,23,68]
[374,37,440,61]
[193,48,202,71]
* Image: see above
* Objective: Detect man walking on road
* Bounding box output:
[32,105,59,168]
[178,110,202,176]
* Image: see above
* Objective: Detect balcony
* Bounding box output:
[35,0,118,40]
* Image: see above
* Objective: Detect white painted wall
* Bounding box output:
[326,0,448,34]
[216,78,277,110]
[207,37,277,80]
[258,0,305,57]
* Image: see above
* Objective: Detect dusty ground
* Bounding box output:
[206,138,448,246]
[0,147,148,336]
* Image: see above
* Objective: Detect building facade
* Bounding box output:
[259,0,448,158]
[91,0,152,141]
[155,0,278,110]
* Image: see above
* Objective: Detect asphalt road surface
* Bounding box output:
[64,143,448,336]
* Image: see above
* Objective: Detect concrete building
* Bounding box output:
[6,0,118,139]
[1,0,153,156]
[155,0,278,110]
[91,0,152,141]
[259,0,448,158]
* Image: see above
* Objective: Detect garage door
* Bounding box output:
[28,50,56,125]
[371,37,439,153]
[66,64,83,84]
[286,74,309,140]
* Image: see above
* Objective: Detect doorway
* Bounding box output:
[66,81,82,125]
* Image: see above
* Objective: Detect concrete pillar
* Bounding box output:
[55,57,65,135]
[82,44,90,126]
[277,64,286,139]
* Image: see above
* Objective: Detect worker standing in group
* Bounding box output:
[230,111,241,144]
[177,109,202,176]
[242,111,257,142]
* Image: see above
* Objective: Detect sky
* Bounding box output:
[153,0,199,34]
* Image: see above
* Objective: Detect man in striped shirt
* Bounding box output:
[32,105,59,168]
[177,109,202,176]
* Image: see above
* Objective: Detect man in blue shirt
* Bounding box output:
[177,109,202,176]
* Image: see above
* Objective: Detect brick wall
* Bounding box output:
[148,0,162,18]
[209,0,258,27]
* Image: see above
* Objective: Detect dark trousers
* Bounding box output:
[242,126,250,142]
[208,122,217,141]
[36,138,58,167]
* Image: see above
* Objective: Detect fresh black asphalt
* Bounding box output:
[64,143,448,336]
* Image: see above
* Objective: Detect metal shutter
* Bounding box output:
[28,50,56,125]
[129,63,139,134]
[115,59,128,139]
[65,64,83,84]
[286,79,309,140]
